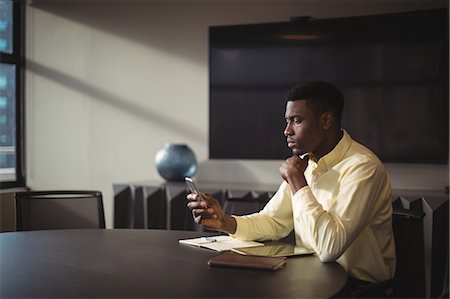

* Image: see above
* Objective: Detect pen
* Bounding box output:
[197,237,218,244]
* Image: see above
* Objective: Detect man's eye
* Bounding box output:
[285,118,302,124]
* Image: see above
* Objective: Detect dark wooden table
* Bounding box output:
[0,229,348,298]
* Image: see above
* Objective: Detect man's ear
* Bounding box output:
[321,111,333,130]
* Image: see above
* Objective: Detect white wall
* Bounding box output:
[26,0,449,228]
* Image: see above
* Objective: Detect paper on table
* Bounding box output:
[179,235,264,252]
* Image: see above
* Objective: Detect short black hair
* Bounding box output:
[287,80,344,122]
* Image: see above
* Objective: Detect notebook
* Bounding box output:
[179,235,264,252]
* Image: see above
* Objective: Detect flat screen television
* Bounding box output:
[209,8,449,164]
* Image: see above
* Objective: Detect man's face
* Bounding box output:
[284,99,324,157]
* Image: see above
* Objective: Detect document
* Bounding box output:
[179,235,264,252]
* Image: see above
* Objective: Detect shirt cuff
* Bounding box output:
[230,216,250,239]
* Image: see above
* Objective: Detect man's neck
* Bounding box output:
[312,129,343,162]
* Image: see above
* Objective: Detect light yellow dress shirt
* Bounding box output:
[232,130,396,282]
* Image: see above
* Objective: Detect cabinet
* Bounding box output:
[113,180,278,231]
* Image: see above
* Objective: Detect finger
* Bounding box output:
[187,201,202,209]
[200,193,217,205]
[192,208,214,215]
[186,193,199,201]
[192,212,202,224]
[195,213,217,220]
[192,211,217,225]
[199,200,208,208]
[192,207,216,217]
[187,200,210,209]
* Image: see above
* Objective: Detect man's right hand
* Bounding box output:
[186,193,237,234]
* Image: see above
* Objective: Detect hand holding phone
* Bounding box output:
[185,177,233,232]
[185,177,204,203]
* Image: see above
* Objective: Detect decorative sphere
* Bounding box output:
[155,144,197,181]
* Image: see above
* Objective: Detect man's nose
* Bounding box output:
[284,122,293,136]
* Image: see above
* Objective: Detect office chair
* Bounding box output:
[15,190,105,231]
[223,190,269,216]
[350,197,426,298]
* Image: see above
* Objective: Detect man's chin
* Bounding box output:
[292,149,308,156]
[292,149,301,156]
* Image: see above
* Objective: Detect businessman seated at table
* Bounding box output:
[187,80,396,289]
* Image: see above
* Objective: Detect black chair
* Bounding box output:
[223,191,269,216]
[350,197,426,298]
[15,190,105,231]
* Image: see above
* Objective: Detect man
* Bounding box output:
[187,80,395,284]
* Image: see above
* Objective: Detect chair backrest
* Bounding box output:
[392,197,426,298]
[348,198,427,298]
[15,190,105,231]
[223,191,269,216]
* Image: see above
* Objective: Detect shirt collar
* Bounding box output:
[312,129,352,172]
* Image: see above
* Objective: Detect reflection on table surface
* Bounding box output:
[1,229,348,298]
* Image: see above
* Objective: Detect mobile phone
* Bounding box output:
[184,177,204,202]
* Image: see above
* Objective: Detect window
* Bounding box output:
[0,0,25,188]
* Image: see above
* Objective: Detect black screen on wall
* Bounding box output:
[209,8,449,163]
